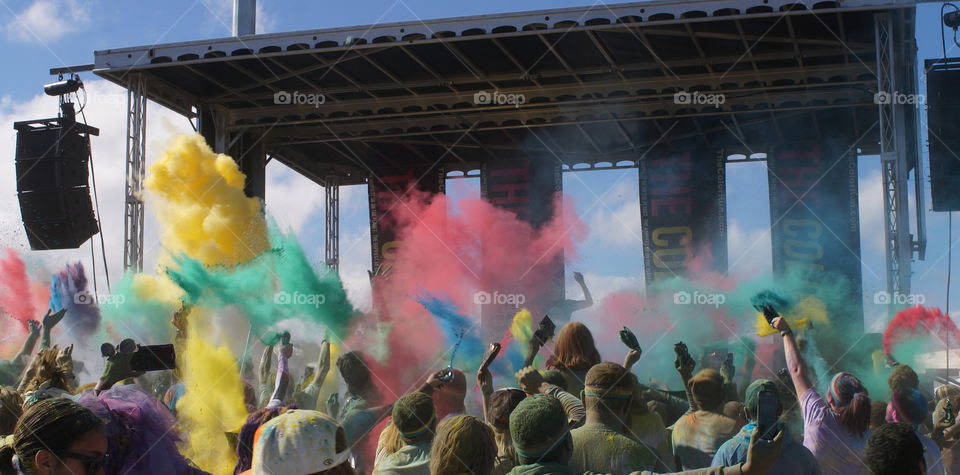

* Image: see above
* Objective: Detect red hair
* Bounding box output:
[551,322,601,371]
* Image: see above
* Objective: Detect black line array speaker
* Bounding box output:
[927,59,960,211]
[13,115,99,250]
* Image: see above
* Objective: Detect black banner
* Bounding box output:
[639,149,727,285]
[480,159,564,340]
[768,143,863,341]
[368,167,444,279]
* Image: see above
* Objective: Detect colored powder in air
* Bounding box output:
[165,224,357,342]
[176,309,248,475]
[753,296,828,337]
[144,133,269,267]
[510,309,534,343]
[100,273,182,344]
[883,306,960,359]
[0,248,37,329]
[417,294,485,369]
[49,262,100,343]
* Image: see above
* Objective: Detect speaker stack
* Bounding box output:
[13,105,100,250]
[927,58,960,211]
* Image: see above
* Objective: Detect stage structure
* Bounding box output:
[55,0,931,334]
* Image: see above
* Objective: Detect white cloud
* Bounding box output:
[726,220,771,278]
[566,272,644,305]
[5,0,91,43]
[264,163,324,234]
[584,180,643,249]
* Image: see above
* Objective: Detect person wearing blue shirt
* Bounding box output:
[712,379,821,475]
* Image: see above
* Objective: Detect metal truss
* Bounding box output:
[325,176,340,270]
[875,12,913,296]
[123,74,147,272]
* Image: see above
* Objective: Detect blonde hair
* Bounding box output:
[429,415,497,475]
[22,347,74,394]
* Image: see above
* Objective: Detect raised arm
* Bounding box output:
[267,343,293,407]
[14,320,40,363]
[675,346,698,412]
[312,340,331,387]
[40,308,66,349]
[523,336,542,369]
[259,343,274,386]
[566,271,594,312]
[772,317,812,397]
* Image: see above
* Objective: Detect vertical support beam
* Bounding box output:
[123,74,147,272]
[875,12,912,297]
[230,132,266,200]
[233,0,256,36]
[325,176,340,270]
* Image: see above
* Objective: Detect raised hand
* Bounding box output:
[27,320,40,338]
[516,366,546,395]
[42,308,67,330]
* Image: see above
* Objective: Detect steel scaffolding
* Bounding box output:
[875,12,914,296]
[123,74,147,272]
[325,176,340,270]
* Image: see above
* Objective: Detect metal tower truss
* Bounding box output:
[325,176,340,270]
[875,12,913,296]
[123,74,147,272]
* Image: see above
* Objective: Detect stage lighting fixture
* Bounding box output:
[945,10,960,30]
[43,77,82,96]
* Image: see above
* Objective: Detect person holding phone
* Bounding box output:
[712,379,821,474]
[772,316,871,475]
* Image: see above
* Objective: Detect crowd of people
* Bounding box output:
[0,306,955,475]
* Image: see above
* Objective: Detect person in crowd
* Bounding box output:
[244,409,355,475]
[0,388,23,436]
[373,392,436,475]
[485,388,527,475]
[865,422,927,475]
[525,321,601,397]
[712,379,820,474]
[671,365,743,470]
[515,367,585,429]
[20,346,76,405]
[331,350,393,472]
[0,321,40,387]
[1,397,106,475]
[888,364,921,392]
[932,387,960,473]
[568,362,665,474]
[545,271,594,324]
[292,339,331,411]
[429,414,497,475]
[870,401,888,430]
[433,368,467,420]
[506,393,782,475]
[773,317,871,475]
[626,375,673,472]
[79,385,203,475]
[886,387,944,474]
[234,406,288,474]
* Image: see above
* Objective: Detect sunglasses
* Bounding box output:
[53,450,106,475]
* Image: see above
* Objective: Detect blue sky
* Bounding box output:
[0,0,956,333]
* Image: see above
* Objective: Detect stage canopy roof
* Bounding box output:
[90,0,921,185]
